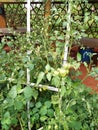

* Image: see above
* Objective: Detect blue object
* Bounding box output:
[79,48,93,63]
[0,7,5,15]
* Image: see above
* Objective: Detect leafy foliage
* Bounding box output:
[0,0,98,130]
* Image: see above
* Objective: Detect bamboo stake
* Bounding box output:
[8,77,59,92]
[27,0,30,33]
[27,0,31,130]
[63,1,72,66]
[30,83,59,92]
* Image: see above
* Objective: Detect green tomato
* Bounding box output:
[48,125,51,130]
[53,70,59,76]
[58,68,69,77]
[63,63,71,69]
[55,125,58,130]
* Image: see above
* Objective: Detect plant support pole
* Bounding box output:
[63,1,72,65]
[30,82,59,92]
[27,0,31,130]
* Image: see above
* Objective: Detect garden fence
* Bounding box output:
[3,1,98,38]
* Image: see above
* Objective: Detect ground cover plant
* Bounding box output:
[0,0,98,130]
[0,33,98,130]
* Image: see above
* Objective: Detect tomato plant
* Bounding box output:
[0,0,98,130]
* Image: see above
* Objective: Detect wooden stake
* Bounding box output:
[63,1,72,66]
[27,0,31,130]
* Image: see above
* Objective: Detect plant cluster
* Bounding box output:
[0,30,98,130]
[0,0,98,130]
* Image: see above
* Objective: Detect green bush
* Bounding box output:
[0,1,98,129]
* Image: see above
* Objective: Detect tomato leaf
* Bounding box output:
[37,72,45,85]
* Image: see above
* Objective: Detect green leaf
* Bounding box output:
[32,88,38,100]
[51,95,59,105]
[0,74,7,83]
[37,72,45,85]
[16,84,23,94]
[63,21,67,28]
[14,100,24,110]
[11,117,18,126]
[34,113,39,121]
[50,36,56,41]
[27,63,34,71]
[45,64,51,71]
[83,62,88,68]
[19,70,25,78]
[3,98,14,108]
[23,86,33,99]
[56,18,61,25]
[7,41,13,47]
[1,112,11,125]
[44,101,51,108]
[86,101,91,115]
[95,16,98,22]
[52,76,60,87]
[46,73,52,81]
[32,108,39,114]
[77,52,81,62]
[35,102,42,109]
[69,121,82,130]
[22,57,28,63]
[47,109,54,117]
[8,86,17,99]
[40,116,47,122]
[58,35,64,40]
[31,116,36,123]
[69,100,76,106]
[61,86,66,97]
[39,106,47,116]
